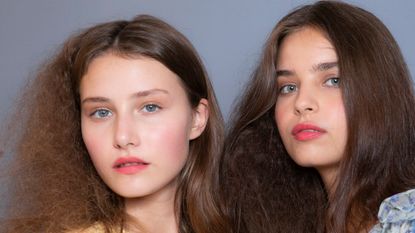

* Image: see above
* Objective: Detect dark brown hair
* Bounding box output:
[222,1,415,233]
[0,15,230,233]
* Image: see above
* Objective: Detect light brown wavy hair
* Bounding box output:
[222,1,415,233]
[0,15,230,233]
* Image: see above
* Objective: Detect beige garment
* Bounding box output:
[68,223,124,233]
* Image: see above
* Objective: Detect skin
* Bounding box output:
[275,27,347,190]
[79,53,208,233]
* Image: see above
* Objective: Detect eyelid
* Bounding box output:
[278,83,297,94]
[323,77,340,87]
[141,103,162,113]
[89,108,113,119]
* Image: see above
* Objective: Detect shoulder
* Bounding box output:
[370,189,415,233]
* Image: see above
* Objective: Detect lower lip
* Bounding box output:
[113,164,148,174]
[294,131,324,141]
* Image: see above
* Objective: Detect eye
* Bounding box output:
[324,77,340,87]
[142,104,161,113]
[279,84,297,94]
[90,109,112,118]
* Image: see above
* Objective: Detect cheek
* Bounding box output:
[81,121,107,162]
[336,108,348,147]
[328,97,347,128]
[81,121,115,180]
[275,101,290,135]
[162,129,189,162]
[147,119,191,162]
[81,121,93,152]
[326,98,348,152]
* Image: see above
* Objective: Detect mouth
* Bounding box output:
[112,157,149,174]
[113,161,149,168]
[291,123,326,141]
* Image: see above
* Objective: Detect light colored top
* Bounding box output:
[68,223,124,233]
[370,189,415,233]
[67,224,104,233]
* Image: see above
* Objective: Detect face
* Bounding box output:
[80,53,207,200]
[275,27,347,183]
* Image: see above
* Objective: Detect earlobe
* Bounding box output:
[189,98,209,140]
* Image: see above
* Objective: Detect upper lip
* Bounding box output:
[291,123,326,135]
[112,157,149,168]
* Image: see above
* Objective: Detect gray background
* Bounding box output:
[0,0,414,124]
[0,0,414,218]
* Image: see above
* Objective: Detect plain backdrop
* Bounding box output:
[0,0,414,123]
[0,0,414,216]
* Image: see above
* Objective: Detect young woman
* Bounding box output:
[0,15,230,233]
[222,1,415,233]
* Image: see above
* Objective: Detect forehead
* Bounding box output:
[277,27,337,68]
[79,53,187,99]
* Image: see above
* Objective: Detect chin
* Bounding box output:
[292,159,327,169]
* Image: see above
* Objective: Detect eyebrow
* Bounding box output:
[81,88,169,105]
[275,69,294,77]
[276,61,338,78]
[312,62,338,72]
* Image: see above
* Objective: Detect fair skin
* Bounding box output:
[80,53,208,233]
[275,27,347,191]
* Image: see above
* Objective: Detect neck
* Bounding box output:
[124,181,179,233]
[316,165,338,197]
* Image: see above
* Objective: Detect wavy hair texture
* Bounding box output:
[0,15,230,233]
[222,1,415,233]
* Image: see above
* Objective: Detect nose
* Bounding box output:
[294,86,318,115]
[113,113,139,149]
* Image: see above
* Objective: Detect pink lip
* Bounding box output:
[291,123,326,141]
[112,157,149,174]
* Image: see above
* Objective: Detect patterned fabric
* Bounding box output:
[370,189,415,233]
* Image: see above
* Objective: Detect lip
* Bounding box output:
[112,157,149,174]
[291,123,326,141]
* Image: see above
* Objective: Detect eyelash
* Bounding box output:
[88,103,162,119]
[279,84,297,94]
[278,77,340,95]
[90,108,112,119]
[142,103,161,113]
[324,77,340,87]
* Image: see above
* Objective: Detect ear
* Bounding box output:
[189,98,209,140]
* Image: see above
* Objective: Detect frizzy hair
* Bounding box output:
[0,15,230,233]
[221,1,415,233]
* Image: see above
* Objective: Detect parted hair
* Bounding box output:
[0,15,230,233]
[222,1,415,233]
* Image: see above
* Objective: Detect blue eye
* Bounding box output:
[91,109,112,118]
[279,84,297,94]
[143,104,160,113]
[324,77,340,87]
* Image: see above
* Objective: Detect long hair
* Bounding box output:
[0,15,230,233]
[222,1,415,233]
